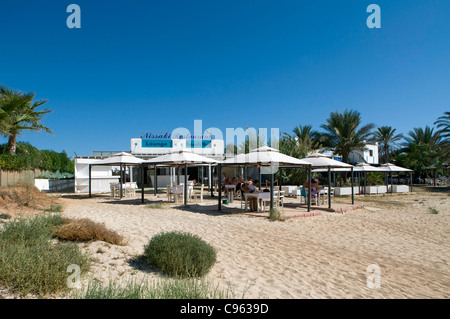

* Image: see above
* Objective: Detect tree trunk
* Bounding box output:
[7,134,17,155]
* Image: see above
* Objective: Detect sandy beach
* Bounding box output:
[33,187,447,299]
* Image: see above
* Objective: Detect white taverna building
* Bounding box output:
[316,142,379,165]
[74,133,224,193]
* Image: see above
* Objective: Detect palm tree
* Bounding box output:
[318,109,375,163]
[282,124,321,158]
[396,126,445,175]
[434,111,450,141]
[372,126,404,163]
[0,86,53,155]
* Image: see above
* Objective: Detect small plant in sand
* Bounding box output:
[146,202,167,209]
[428,207,439,214]
[7,182,35,207]
[143,231,217,278]
[269,208,285,222]
[44,203,64,213]
[0,213,11,220]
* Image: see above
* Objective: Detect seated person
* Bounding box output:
[235,176,244,196]
[303,178,321,201]
[243,180,260,211]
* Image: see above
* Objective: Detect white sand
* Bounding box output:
[55,190,449,299]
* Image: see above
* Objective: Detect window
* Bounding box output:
[369,150,374,157]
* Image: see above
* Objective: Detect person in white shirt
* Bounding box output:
[244,180,259,211]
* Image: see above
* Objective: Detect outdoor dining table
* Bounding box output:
[225,184,237,203]
[243,192,270,212]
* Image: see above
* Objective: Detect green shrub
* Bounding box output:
[75,278,233,299]
[0,214,90,296]
[44,203,64,213]
[428,207,439,214]
[143,231,217,278]
[269,208,285,221]
[0,213,11,220]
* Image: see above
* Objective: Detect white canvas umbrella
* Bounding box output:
[378,163,413,193]
[88,152,144,199]
[301,153,354,168]
[222,146,311,167]
[93,152,144,166]
[300,153,354,207]
[221,147,312,211]
[143,150,219,205]
[378,163,413,172]
[144,150,219,166]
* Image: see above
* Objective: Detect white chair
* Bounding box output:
[274,190,285,210]
[167,186,174,202]
[172,185,184,203]
[191,184,204,203]
[110,183,118,198]
[125,182,137,197]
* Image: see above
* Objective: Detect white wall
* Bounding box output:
[35,179,75,192]
[74,158,119,193]
[349,143,379,165]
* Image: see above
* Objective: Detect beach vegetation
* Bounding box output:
[0,214,90,296]
[428,207,439,214]
[44,202,64,213]
[146,202,167,209]
[74,278,235,299]
[54,218,126,246]
[0,182,64,211]
[268,208,285,221]
[0,213,11,220]
[143,231,217,278]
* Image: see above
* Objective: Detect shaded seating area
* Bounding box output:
[88,152,143,199]
[142,150,219,205]
[220,146,312,212]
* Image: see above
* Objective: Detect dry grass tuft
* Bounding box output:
[54,218,127,246]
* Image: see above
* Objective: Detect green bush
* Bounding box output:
[143,231,217,278]
[0,142,74,174]
[76,278,233,299]
[0,214,91,296]
[428,207,439,214]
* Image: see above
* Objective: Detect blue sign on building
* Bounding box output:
[142,139,173,148]
[141,139,211,149]
[190,140,211,148]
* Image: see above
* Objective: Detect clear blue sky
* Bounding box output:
[1,0,449,156]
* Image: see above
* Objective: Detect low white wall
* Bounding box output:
[151,175,190,188]
[35,179,74,192]
[334,187,360,196]
[393,185,410,193]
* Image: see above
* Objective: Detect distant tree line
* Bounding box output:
[280,109,449,180]
[0,142,74,174]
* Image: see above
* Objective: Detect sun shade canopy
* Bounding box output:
[221,146,311,167]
